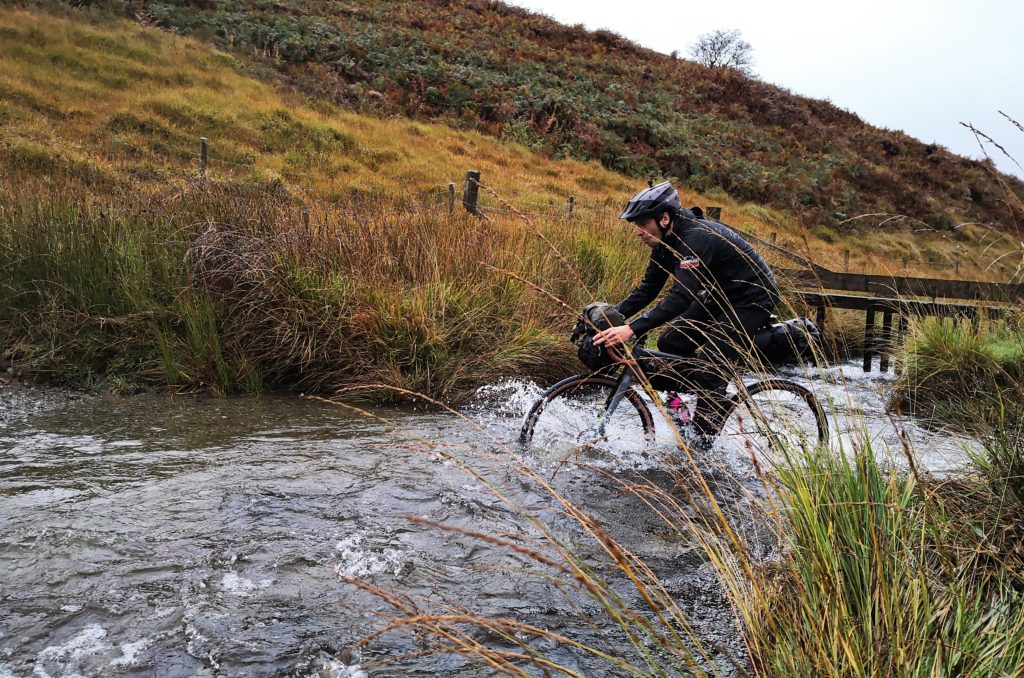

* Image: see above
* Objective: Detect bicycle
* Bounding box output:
[518,342,829,461]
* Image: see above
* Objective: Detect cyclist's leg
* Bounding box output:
[646,311,712,391]
[689,306,774,437]
[656,317,707,356]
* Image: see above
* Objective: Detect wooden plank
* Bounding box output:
[793,291,1007,317]
[780,268,1024,303]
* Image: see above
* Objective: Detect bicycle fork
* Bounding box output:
[597,370,635,438]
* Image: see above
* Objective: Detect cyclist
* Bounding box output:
[592,181,780,446]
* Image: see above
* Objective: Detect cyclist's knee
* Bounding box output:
[656,332,676,353]
[658,327,699,355]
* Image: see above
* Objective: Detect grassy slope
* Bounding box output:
[123,0,1024,237]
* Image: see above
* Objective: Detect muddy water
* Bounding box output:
[0,365,978,677]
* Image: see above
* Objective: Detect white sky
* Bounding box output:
[506,0,1024,179]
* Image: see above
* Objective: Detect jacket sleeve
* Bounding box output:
[628,228,716,336]
[614,248,670,320]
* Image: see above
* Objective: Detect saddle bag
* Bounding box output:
[751,316,822,366]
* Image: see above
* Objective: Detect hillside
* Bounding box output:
[114,0,1024,234]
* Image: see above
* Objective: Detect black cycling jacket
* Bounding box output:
[616,211,779,337]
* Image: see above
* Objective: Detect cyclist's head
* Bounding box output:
[620,181,681,246]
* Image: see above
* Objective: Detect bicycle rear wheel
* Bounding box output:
[519,374,656,460]
[717,379,828,464]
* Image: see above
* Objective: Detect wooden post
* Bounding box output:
[706,206,722,221]
[954,260,960,277]
[896,312,908,347]
[770,232,777,246]
[463,170,481,216]
[567,196,575,218]
[843,249,850,272]
[879,311,893,372]
[863,305,878,373]
[199,137,208,176]
[447,182,456,214]
[302,205,310,230]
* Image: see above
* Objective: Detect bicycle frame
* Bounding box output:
[599,344,673,436]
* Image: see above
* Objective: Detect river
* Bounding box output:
[0,364,979,676]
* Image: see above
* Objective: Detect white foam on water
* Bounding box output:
[0,664,17,678]
[482,363,978,477]
[308,655,368,678]
[33,623,109,678]
[109,638,151,668]
[334,532,405,578]
[473,379,546,419]
[59,605,83,613]
[220,571,274,597]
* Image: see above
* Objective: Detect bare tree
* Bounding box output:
[688,29,754,74]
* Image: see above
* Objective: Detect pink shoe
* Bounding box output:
[666,392,692,425]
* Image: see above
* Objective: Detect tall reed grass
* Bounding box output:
[0,174,651,396]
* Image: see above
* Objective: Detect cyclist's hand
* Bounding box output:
[592,325,635,348]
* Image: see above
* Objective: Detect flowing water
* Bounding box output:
[0,364,979,677]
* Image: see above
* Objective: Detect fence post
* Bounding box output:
[863,305,878,373]
[843,249,850,272]
[567,196,574,218]
[879,311,893,372]
[954,260,960,277]
[302,205,310,230]
[770,232,777,246]
[447,182,456,214]
[463,170,481,216]
[705,206,722,221]
[199,137,208,176]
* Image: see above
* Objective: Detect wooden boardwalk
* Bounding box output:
[729,223,1021,373]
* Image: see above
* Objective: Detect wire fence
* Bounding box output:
[4,125,626,221]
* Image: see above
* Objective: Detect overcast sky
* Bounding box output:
[506,0,1024,179]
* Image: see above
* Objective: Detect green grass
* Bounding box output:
[89,0,1024,236]
[893,316,1024,423]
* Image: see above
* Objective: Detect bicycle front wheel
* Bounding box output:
[718,379,828,464]
[518,374,656,459]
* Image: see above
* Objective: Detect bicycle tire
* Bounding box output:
[718,378,829,460]
[518,374,656,457]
